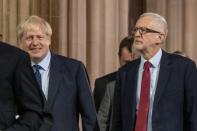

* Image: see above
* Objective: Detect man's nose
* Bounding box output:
[32,37,39,45]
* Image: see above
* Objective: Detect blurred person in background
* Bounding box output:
[95,36,138,131]
[173,50,187,57]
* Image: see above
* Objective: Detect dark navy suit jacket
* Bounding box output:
[42,54,97,131]
[112,50,197,131]
[0,42,44,131]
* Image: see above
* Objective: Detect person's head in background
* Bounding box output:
[118,36,138,66]
[0,34,2,41]
[173,50,187,57]
[17,15,52,63]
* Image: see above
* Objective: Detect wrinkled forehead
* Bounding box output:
[136,16,157,27]
[135,16,164,31]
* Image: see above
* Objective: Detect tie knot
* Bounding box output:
[144,61,151,69]
[33,65,42,71]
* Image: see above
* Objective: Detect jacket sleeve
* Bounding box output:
[184,60,197,131]
[76,62,97,131]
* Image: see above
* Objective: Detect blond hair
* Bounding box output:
[17,15,52,41]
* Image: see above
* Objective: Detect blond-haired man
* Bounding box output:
[17,15,97,131]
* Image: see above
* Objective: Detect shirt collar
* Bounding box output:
[31,51,51,71]
[140,48,162,68]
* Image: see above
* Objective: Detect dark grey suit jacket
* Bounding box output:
[94,72,117,112]
[0,42,44,131]
[97,81,115,131]
[112,50,197,131]
[41,54,97,131]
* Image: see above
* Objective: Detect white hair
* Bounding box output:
[140,12,168,34]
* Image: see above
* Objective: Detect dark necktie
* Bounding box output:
[33,65,42,88]
[135,61,151,131]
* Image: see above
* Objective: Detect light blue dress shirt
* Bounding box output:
[136,48,162,131]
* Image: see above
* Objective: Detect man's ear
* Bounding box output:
[157,34,165,43]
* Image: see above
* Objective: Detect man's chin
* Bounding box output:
[31,57,42,63]
[29,53,41,58]
[133,45,144,51]
[30,55,42,62]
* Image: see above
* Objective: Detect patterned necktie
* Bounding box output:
[33,65,42,88]
[135,61,151,131]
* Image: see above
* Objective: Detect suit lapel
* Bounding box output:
[46,55,62,110]
[153,51,172,107]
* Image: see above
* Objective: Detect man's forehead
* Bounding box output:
[136,16,157,26]
[135,16,164,31]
